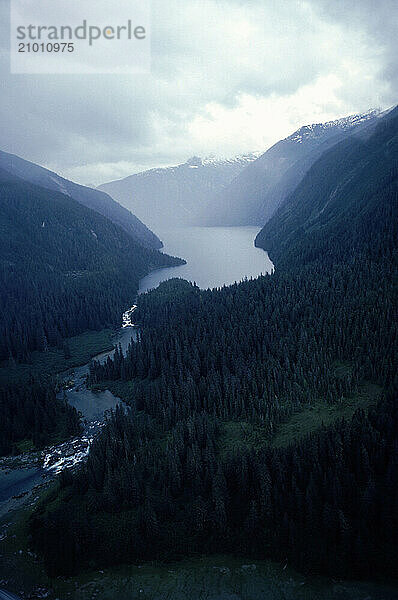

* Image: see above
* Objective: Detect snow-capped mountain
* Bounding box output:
[288,109,380,142]
[98,110,383,232]
[199,109,383,227]
[98,154,259,230]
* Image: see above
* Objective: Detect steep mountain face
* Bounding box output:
[255,106,398,265]
[98,154,258,230]
[0,150,162,250]
[202,110,382,226]
[0,169,183,361]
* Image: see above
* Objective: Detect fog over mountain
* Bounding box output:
[99,154,258,230]
[200,109,385,226]
[0,0,396,184]
[100,109,385,231]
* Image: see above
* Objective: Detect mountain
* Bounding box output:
[33,108,398,578]
[0,168,183,362]
[98,154,259,230]
[201,109,383,226]
[0,150,162,250]
[255,106,398,263]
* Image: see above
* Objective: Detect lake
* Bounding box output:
[139,226,273,294]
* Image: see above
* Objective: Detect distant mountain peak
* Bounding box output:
[99,153,259,230]
[198,107,383,227]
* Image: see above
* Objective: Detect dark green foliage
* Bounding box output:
[31,109,398,578]
[0,169,181,459]
[0,380,81,456]
[0,329,114,387]
[255,107,398,269]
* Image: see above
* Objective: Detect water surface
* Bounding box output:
[59,326,137,421]
[0,227,271,507]
[139,226,273,294]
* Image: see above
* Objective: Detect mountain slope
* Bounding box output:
[0,169,183,361]
[32,109,398,578]
[98,155,258,230]
[255,106,398,265]
[203,110,382,226]
[0,150,162,249]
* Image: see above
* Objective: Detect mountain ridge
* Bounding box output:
[0,149,163,250]
[199,109,384,227]
[0,168,183,362]
[255,106,398,264]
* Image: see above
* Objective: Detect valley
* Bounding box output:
[0,108,397,599]
[2,0,397,596]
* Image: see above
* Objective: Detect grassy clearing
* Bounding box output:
[0,329,114,386]
[15,439,35,454]
[218,421,268,458]
[0,499,55,597]
[98,371,384,457]
[218,382,383,454]
[60,557,398,600]
[333,360,354,379]
[2,512,397,600]
[271,382,382,448]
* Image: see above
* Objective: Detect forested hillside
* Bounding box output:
[31,109,398,579]
[0,149,162,250]
[0,169,183,362]
[255,107,398,267]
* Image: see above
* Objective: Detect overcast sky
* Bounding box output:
[0,0,397,186]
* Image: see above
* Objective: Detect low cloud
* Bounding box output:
[0,0,396,185]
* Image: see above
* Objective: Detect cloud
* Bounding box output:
[0,0,396,185]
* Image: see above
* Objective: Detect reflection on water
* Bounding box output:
[139,226,273,294]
